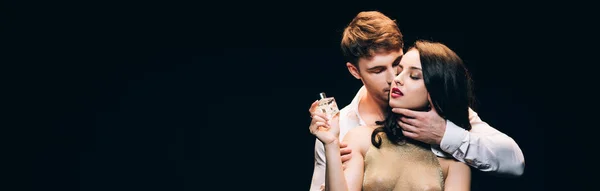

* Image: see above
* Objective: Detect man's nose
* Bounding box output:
[387,69,395,85]
[393,74,403,86]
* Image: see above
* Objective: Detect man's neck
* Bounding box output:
[358,91,387,126]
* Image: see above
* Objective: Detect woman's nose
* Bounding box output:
[394,75,403,86]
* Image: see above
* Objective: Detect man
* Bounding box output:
[308,11,525,191]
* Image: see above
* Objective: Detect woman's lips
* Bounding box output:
[391,87,403,98]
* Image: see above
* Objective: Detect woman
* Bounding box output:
[310,40,473,191]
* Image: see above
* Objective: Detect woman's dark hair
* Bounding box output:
[371,40,474,147]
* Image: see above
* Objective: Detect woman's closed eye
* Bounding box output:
[410,73,421,80]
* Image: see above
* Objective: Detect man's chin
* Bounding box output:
[382,91,390,101]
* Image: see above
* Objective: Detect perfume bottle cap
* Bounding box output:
[319,92,327,99]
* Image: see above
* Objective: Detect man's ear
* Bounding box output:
[346,62,361,79]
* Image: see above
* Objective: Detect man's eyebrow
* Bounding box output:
[392,55,403,65]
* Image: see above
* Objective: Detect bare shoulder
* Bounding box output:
[437,157,453,171]
[437,157,467,168]
[437,157,470,178]
[438,157,471,190]
[344,126,377,154]
[346,125,375,136]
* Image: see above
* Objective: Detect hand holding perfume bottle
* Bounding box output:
[309,92,341,144]
[316,92,340,120]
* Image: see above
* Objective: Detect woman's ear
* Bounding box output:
[427,94,441,114]
[426,94,433,111]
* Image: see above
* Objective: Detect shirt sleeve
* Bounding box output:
[309,139,326,191]
[439,108,525,177]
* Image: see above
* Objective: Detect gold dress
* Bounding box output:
[362,132,444,191]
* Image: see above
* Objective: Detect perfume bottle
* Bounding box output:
[316,92,340,120]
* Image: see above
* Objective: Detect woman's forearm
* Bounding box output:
[324,140,349,191]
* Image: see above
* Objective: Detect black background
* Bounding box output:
[6,1,552,190]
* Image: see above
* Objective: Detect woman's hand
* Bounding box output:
[308,100,341,145]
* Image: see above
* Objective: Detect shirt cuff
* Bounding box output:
[440,120,469,154]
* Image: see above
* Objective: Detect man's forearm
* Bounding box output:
[466,132,525,176]
[441,121,525,176]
